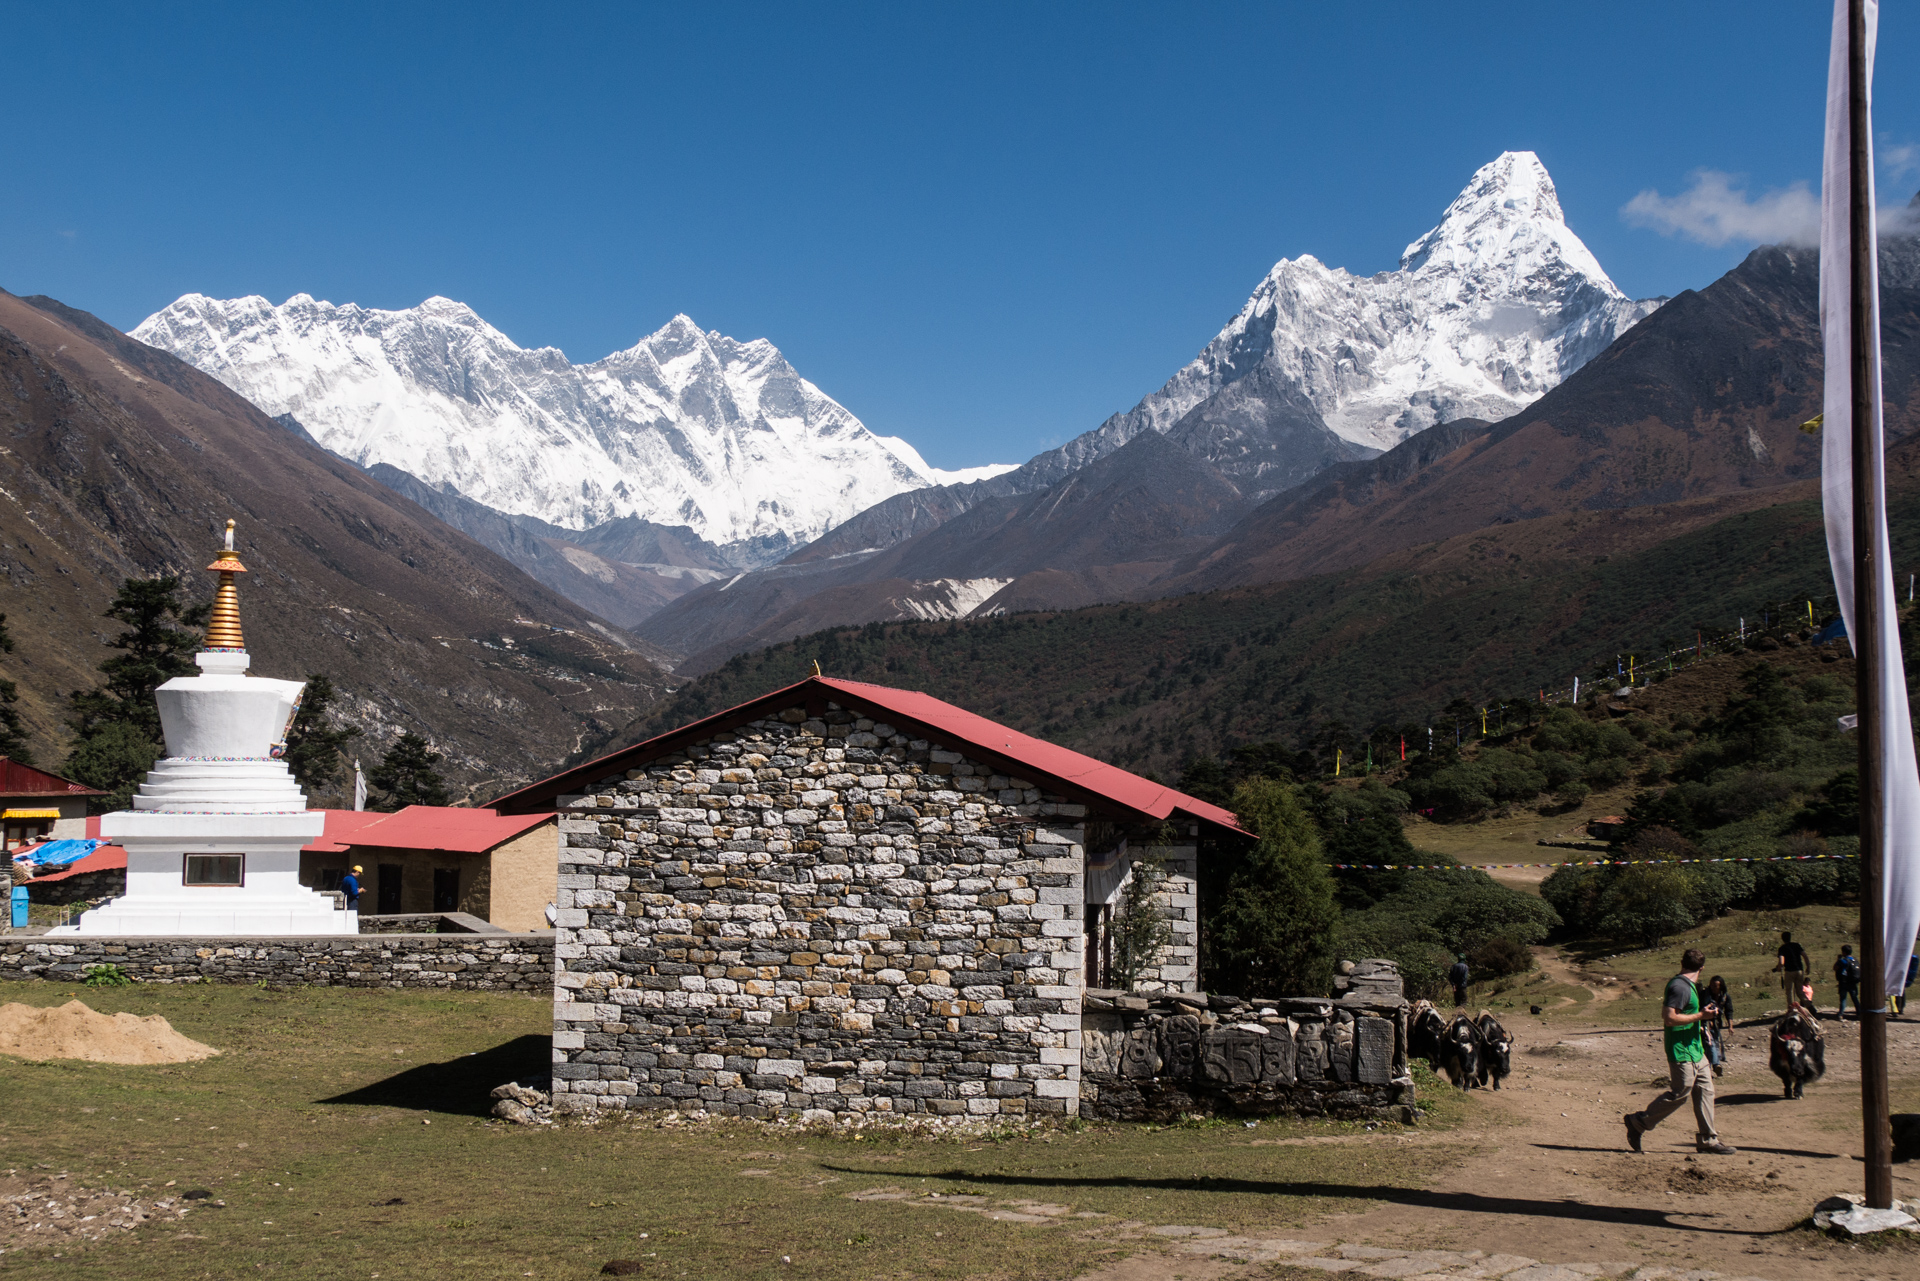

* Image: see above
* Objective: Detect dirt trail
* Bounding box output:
[1080,1009,1920,1281]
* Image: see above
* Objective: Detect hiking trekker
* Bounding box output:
[1773,931,1809,1012]
[1833,945,1862,1020]
[1624,947,1737,1156]
[1703,975,1733,1033]
[1448,955,1470,1007]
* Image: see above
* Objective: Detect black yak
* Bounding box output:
[1440,1014,1482,1089]
[1475,1012,1513,1090]
[1409,999,1446,1069]
[1769,1009,1826,1099]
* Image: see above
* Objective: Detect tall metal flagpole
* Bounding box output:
[1847,0,1895,1211]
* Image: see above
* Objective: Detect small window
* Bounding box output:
[183,854,244,886]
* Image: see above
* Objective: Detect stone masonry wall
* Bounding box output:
[551,702,1091,1119]
[0,934,552,991]
[1081,960,1413,1122]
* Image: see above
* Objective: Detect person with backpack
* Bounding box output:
[1625,947,1736,1155]
[1703,975,1733,1033]
[1448,955,1470,1007]
[1773,931,1809,1012]
[1833,946,1862,1020]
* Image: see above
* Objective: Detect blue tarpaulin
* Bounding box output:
[1813,617,1848,646]
[12,838,102,869]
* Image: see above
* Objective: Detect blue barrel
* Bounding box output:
[10,886,27,929]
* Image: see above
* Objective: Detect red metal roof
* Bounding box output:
[0,758,106,798]
[490,675,1249,836]
[304,806,554,855]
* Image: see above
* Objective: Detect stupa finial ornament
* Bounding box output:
[204,518,248,651]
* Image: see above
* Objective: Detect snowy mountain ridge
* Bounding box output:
[1056,151,1663,470]
[132,294,1012,561]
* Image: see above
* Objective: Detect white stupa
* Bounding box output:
[54,522,347,935]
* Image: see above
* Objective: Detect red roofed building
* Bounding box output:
[490,675,1248,1120]
[298,807,558,932]
[1,759,107,851]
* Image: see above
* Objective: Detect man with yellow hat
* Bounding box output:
[341,866,364,914]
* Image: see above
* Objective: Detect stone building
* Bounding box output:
[299,806,558,932]
[491,675,1247,1120]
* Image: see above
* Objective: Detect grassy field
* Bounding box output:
[1453,903,1865,1027]
[0,982,1479,1281]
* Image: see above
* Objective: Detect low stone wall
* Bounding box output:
[0,933,554,991]
[1080,985,1412,1122]
[21,869,125,907]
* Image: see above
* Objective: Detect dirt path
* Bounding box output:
[1080,1009,1920,1281]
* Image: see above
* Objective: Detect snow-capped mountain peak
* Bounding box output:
[1066,150,1662,460]
[133,294,1005,561]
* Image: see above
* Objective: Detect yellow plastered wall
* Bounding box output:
[487,818,557,933]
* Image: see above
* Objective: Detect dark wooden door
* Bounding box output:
[433,868,459,912]
[377,864,402,914]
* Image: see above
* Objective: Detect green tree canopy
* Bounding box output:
[1202,777,1338,998]
[282,673,363,802]
[369,732,450,810]
[0,613,31,764]
[64,576,207,810]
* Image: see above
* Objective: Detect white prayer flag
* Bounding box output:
[353,758,367,812]
[1820,0,1920,998]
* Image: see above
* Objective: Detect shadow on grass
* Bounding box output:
[319,1034,550,1116]
[1531,1142,1840,1159]
[820,1167,1787,1237]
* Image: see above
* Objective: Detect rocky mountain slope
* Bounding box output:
[132,297,1011,564]
[0,289,672,800]
[636,152,1669,663]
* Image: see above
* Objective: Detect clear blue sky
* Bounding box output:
[4,2,1914,469]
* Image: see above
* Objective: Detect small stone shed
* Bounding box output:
[491,675,1249,1120]
[299,806,558,932]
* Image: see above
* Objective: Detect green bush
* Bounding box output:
[1201,779,1338,998]
[82,963,132,988]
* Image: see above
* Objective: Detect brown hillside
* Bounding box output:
[0,290,672,801]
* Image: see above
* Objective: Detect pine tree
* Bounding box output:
[0,614,32,764]
[1112,849,1175,991]
[1202,777,1339,998]
[369,732,450,810]
[64,577,208,810]
[282,673,363,802]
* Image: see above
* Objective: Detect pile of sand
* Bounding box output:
[0,1000,218,1064]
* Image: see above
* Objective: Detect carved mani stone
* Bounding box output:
[1261,1024,1296,1085]
[1329,1015,1356,1084]
[1121,1027,1161,1079]
[1294,1020,1327,1082]
[1159,1015,1203,1080]
[1356,1015,1395,1085]
[1201,1026,1265,1087]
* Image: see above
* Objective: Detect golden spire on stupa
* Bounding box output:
[203,519,248,651]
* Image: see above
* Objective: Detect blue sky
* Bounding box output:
[3,2,1913,469]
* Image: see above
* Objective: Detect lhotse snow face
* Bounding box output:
[130,297,945,560]
[1085,150,1663,458]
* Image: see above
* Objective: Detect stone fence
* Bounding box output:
[0,932,554,992]
[1080,960,1412,1122]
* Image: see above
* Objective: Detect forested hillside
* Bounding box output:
[595,475,1920,779]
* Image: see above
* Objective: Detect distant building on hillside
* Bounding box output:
[1,760,105,851]
[492,674,1247,1120]
[300,806,557,932]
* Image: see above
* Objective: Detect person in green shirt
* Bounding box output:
[1624,947,1737,1155]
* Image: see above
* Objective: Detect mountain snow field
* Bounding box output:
[132,297,1011,561]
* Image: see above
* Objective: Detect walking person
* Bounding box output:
[1833,945,1862,1020]
[1703,975,1733,1034]
[1702,975,1732,1075]
[1624,947,1737,1155]
[1448,955,1470,1008]
[1772,931,1809,1012]
[1898,951,1918,1016]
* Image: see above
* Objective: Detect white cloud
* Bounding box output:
[1881,141,1920,183]
[1620,170,1820,248]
